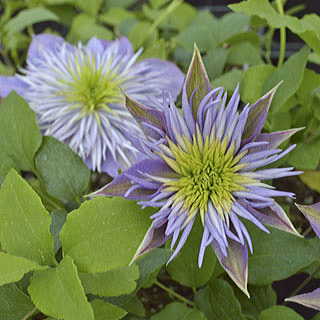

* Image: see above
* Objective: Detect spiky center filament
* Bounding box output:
[60,53,124,115]
[162,133,250,219]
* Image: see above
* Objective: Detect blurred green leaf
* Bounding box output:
[140,39,167,60]
[0,62,14,75]
[68,14,112,42]
[241,64,275,103]
[99,7,134,26]
[61,197,153,273]
[91,299,127,320]
[264,47,309,114]
[28,256,94,320]
[0,170,55,266]
[167,218,216,289]
[227,42,263,66]
[150,302,206,320]
[136,248,171,288]
[0,92,42,172]
[0,283,35,320]
[80,265,139,297]
[212,69,243,93]
[300,171,320,193]
[247,224,320,285]
[204,47,228,80]
[195,279,246,320]
[104,0,136,9]
[234,285,276,319]
[50,209,67,253]
[35,136,90,204]
[107,294,146,317]
[128,21,155,49]
[4,7,59,35]
[259,306,303,320]
[287,139,320,170]
[75,0,102,16]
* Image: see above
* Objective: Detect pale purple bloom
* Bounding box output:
[93,47,301,295]
[0,34,184,176]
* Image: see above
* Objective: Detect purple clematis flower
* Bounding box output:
[0,34,184,176]
[285,202,320,310]
[93,47,301,296]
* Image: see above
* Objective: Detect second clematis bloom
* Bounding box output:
[93,47,301,296]
[0,35,184,176]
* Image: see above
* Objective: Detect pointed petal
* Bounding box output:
[243,83,281,141]
[285,288,320,311]
[296,202,320,238]
[212,238,249,297]
[27,34,64,63]
[241,201,301,237]
[252,128,304,152]
[184,45,211,118]
[130,222,167,263]
[0,76,28,98]
[90,159,174,200]
[125,95,165,138]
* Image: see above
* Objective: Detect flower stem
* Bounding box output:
[22,307,37,320]
[287,264,320,299]
[155,280,195,307]
[276,0,286,67]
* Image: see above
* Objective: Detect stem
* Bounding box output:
[21,307,37,320]
[287,264,320,299]
[276,0,286,67]
[155,280,195,307]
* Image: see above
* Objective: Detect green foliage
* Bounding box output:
[35,136,90,204]
[195,279,246,320]
[150,302,206,320]
[28,256,94,320]
[60,197,153,273]
[167,219,216,289]
[91,299,127,320]
[0,170,55,266]
[259,306,303,320]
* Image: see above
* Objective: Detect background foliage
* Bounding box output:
[0,0,320,319]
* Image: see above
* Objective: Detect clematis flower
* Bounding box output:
[285,203,320,310]
[93,47,301,295]
[0,34,184,176]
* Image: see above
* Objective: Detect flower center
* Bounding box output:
[60,54,125,115]
[162,134,249,218]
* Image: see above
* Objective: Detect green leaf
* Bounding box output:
[0,170,55,265]
[61,197,153,273]
[75,0,102,16]
[4,7,59,35]
[68,14,112,42]
[136,248,171,288]
[105,0,136,9]
[127,21,155,49]
[0,252,46,286]
[204,47,228,80]
[0,283,35,320]
[35,136,90,204]
[195,279,246,320]
[227,42,263,66]
[150,302,206,320]
[287,138,320,170]
[167,218,216,289]
[234,285,276,319]
[263,47,309,113]
[259,306,303,320]
[241,65,275,103]
[212,69,243,93]
[99,7,134,26]
[0,92,42,172]
[248,224,320,285]
[80,265,139,297]
[50,209,67,253]
[91,299,127,320]
[28,256,94,320]
[139,39,167,60]
[107,294,145,317]
[300,171,320,193]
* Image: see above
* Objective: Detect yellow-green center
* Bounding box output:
[161,132,252,221]
[60,55,124,115]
